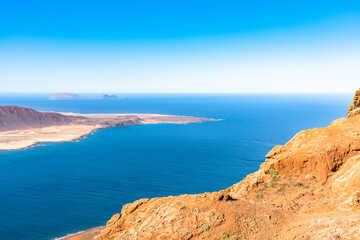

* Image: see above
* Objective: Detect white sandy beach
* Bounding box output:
[0,124,101,150]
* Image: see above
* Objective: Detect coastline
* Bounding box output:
[54,227,105,240]
[0,124,102,151]
[0,111,216,239]
[0,113,215,151]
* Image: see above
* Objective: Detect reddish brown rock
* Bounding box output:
[260,115,360,179]
[304,174,314,181]
[330,155,360,198]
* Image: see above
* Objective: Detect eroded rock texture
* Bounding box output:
[348,89,360,117]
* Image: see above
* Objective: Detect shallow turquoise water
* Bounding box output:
[0,94,351,240]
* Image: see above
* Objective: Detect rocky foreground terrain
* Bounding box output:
[72,91,360,240]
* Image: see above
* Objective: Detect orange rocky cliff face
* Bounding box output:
[91,93,360,240]
[347,88,360,117]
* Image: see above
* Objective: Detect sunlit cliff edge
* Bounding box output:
[78,90,360,240]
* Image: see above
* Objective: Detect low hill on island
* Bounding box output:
[49,93,81,100]
[85,91,360,240]
[0,106,76,132]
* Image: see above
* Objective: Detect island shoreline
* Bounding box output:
[0,111,216,151]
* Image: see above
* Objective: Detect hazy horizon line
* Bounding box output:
[0,92,355,94]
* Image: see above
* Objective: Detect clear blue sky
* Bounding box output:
[1,0,359,93]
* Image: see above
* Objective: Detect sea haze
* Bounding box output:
[0,94,352,240]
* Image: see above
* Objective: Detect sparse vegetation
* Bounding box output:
[269,169,278,177]
[256,194,264,199]
[221,232,230,238]
[277,185,285,194]
[266,183,274,188]
[257,190,269,199]
[179,206,186,210]
[294,182,302,187]
[299,192,305,197]
[317,188,323,193]
[204,225,210,231]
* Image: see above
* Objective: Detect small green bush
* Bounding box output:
[266,183,274,188]
[204,225,210,231]
[179,206,186,211]
[221,232,230,239]
[269,169,278,177]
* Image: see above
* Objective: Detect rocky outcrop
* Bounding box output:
[330,155,360,198]
[347,89,360,117]
[93,93,360,240]
[260,116,360,179]
[101,94,118,100]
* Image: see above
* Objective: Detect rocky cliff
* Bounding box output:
[93,94,360,240]
[347,89,360,117]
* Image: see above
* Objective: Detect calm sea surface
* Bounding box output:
[0,94,352,240]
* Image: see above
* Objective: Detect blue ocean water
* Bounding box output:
[0,94,352,240]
